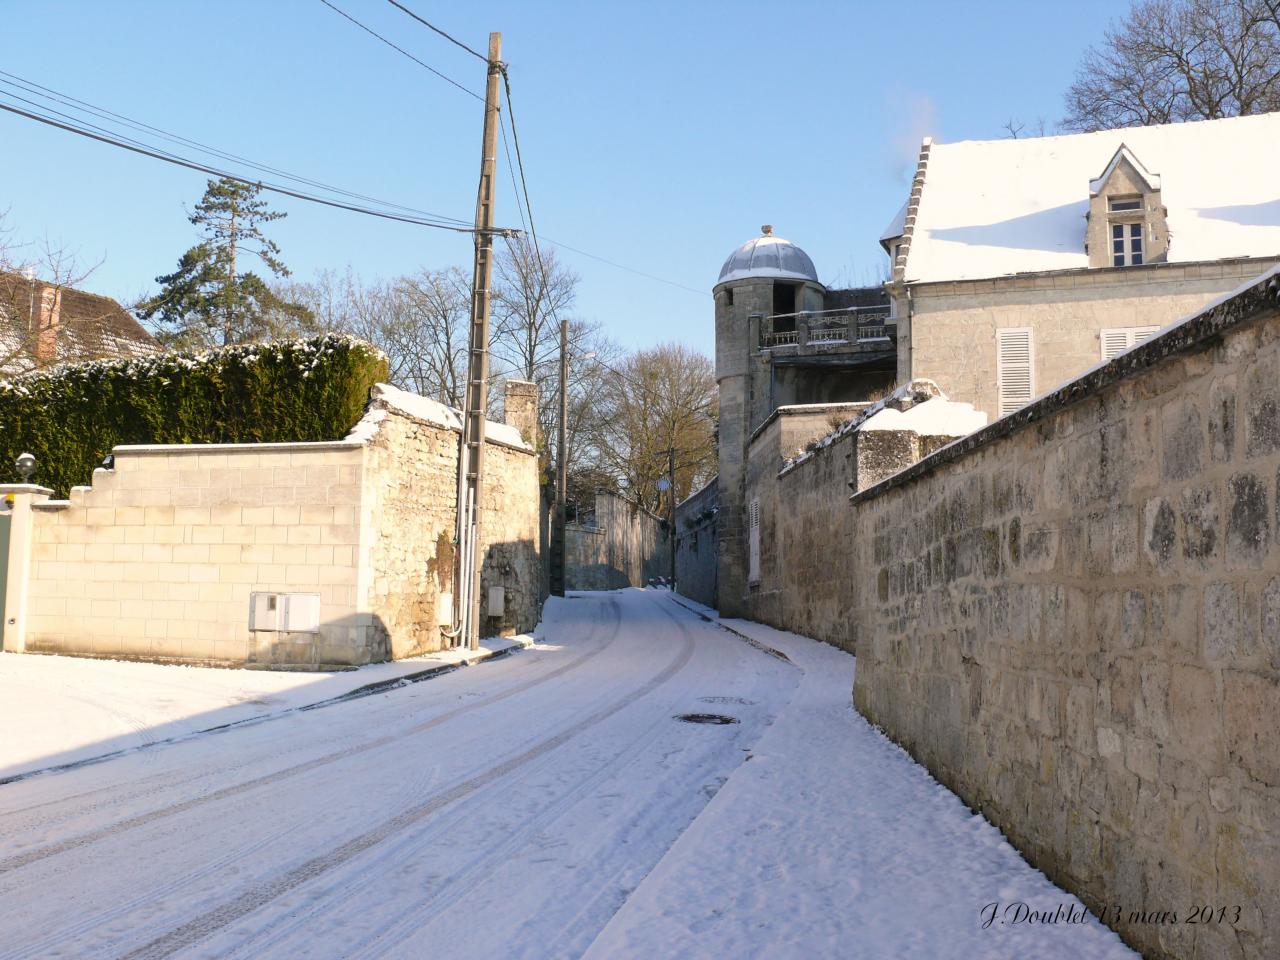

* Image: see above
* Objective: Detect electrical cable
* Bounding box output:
[0,70,472,225]
[0,99,505,234]
[384,0,489,62]
[318,0,483,101]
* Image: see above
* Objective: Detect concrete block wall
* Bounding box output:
[852,271,1280,960]
[10,383,541,669]
[23,443,370,667]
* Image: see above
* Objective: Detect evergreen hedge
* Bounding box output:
[0,334,389,496]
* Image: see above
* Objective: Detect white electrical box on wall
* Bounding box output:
[437,592,454,626]
[487,585,505,618]
[249,592,321,634]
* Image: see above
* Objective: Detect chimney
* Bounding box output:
[503,379,539,447]
[33,283,62,364]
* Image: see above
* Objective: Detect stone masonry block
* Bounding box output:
[1143,498,1177,569]
[1180,485,1219,568]
[1161,397,1204,482]
[1223,670,1280,788]
[1227,473,1270,568]
[1204,582,1242,661]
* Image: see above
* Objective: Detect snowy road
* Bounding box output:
[0,590,1136,959]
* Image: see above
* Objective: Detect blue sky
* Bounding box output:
[0,0,1118,356]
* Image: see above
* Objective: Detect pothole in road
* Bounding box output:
[675,713,739,725]
[699,696,756,706]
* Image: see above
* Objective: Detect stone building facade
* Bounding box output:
[1,382,540,668]
[711,227,894,615]
[884,112,1280,419]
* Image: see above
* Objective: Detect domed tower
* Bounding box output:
[712,226,824,616]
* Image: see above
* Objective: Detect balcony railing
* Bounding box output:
[759,306,893,349]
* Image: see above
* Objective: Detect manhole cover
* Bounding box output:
[699,696,756,706]
[675,713,739,725]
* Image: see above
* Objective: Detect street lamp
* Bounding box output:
[14,453,36,482]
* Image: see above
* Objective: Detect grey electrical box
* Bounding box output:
[249,592,321,633]
[487,585,505,618]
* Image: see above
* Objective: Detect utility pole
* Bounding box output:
[453,31,503,651]
[667,445,677,591]
[551,308,568,597]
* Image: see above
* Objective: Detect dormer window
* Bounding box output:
[1087,145,1166,269]
[1112,223,1144,266]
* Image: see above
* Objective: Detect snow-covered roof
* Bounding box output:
[879,202,907,246]
[717,227,819,285]
[904,112,1280,284]
[859,396,987,435]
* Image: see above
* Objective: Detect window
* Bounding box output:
[771,283,798,333]
[1112,223,1144,266]
[1100,325,1161,360]
[1108,196,1142,212]
[996,328,1034,417]
[747,499,761,584]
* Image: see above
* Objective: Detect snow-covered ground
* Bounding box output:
[589,599,1137,959]
[0,636,530,782]
[0,591,1137,958]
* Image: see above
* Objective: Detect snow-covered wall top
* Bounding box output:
[346,383,531,452]
[905,112,1280,283]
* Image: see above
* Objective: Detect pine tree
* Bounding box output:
[138,178,311,347]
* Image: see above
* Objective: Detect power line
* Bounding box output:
[384,0,489,62]
[0,71,473,226]
[317,0,483,101]
[541,236,711,298]
[0,99,506,234]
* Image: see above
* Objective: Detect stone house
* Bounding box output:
[708,226,899,615]
[883,112,1280,418]
[1,381,541,669]
[0,271,158,375]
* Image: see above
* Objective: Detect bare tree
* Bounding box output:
[1002,117,1050,138]
[1064,0,1280,131]
[281,267,471,406]
[490,234,579,381]
[592,343,717,516]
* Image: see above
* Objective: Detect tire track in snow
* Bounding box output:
[0,611,619,879]
[0,822,310,960]
[344,594,704,960]
[118,602,695,960]
[230,598,686,960]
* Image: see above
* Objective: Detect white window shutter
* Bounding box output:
[996,328,1034,417]
[1101,325,1163,361]
[747,499,761,584]
[1100,328,1132,361]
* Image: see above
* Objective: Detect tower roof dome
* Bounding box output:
[716,225,819,286]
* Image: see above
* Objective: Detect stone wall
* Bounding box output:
[565,492,670,590]
[853,271,1280,960]
[675,477,718,608]
[6,382,540,668]
[905,256,1279,418]
[741,387,980,649]
[359,398,540,660]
